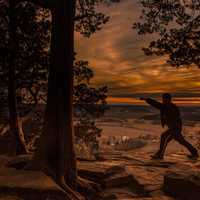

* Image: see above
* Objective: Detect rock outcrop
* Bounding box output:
[164,171,200,200]
[0,167,74,200]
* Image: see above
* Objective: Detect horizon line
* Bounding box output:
[107,96,200,105]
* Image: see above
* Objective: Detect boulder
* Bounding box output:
[164,171,200,200]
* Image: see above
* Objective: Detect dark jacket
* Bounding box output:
[146,98,182,129]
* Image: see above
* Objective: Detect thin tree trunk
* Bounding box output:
[29,0,77,190]
[8,0,27,155]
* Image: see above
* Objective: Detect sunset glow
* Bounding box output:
[107,97,200,105]
[75,0,200,104]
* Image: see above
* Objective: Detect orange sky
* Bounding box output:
[107,97,200,105]
[75,0,200,104]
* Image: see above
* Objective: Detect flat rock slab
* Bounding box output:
[78,161,125,182]
[103,172,133,188]
[78,162,110,180]
[126,165,166,193]
[0,168,69,200]
[164,171,200,200]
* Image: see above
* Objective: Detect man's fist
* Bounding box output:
[140,97,146,101]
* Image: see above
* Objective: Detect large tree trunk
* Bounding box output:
[8,0,28,155]
[29,0,77,190]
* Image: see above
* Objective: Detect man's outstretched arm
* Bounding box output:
[140,97,163,110]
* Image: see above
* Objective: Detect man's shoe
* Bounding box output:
[151,154,163,160]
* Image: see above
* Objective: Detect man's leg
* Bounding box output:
[174,132,198,157]
[152,129,173,159]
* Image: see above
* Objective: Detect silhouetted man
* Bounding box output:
[140,93,199,159]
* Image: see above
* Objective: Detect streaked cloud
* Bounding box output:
[75,0,200,103]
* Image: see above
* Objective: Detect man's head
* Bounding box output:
[162,93,172,104]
